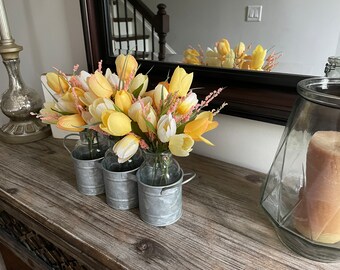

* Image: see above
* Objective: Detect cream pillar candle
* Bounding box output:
[0,0,12,40]
[294,131,340,244]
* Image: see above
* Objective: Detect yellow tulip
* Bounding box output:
[184,111,218,146]
[177,92,198,115]
[115,54,138,81]
[56,114,85,132]
[88,71,114,98]
[217,38,231,56]
[183,48,201,65]
[169,134,194,157]
[169,66,193,97]
[221,50,235,68]
[89,97,115,123]
[39,102,59,124]
[115,90,133,114]
[251,45,267,70]
[99,110,131,136]
[234,42,246,58]
[113,134,140,163]
[46,72,69,94]
[205,47,221,67]
[129,73,149,97]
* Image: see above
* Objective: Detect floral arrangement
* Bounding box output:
[183,38,282,72]
[36,54,226,166]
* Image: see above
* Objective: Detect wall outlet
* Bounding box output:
[246,5,262,22]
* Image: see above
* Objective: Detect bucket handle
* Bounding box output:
[182,170,196,185]
[160,170,196,194]
[63,133,80,154]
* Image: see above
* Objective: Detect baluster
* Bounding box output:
[151,25,155,60]
[133,7,138,52]
[142,15,146,55]
[124,0,129,51]
[116,0,122,52]
[154,4,169,61]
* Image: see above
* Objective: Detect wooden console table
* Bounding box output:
[0,137,339,269]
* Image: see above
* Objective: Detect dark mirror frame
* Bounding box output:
[79,0,311,126]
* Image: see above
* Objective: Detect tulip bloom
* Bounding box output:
[129,73,149,97]
[115,90,133,114]
[183,48,201,65]
[157,114,177,143]
[177,92,198,115]
[89,97,115,123]
[46,72,69,94]
[234,42,246,58]
[169,66,193,97]
[184,111,218,146]
[88,71,114,98]
[217,38,231,56]
[115,54,138,81]
[153,84,169,110]
[137,105,157,133]
[113,134,140,163]
[56,114,85,132]
[251,45,267,70]
[169,134,194,157]
[205,48,221,67]
[128,96,152,122]
[77,70,91,92]
[100,110,131,136]
[105,68,120,90]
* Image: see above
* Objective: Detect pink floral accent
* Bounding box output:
[195,87,224,112]
[97,60,103,73]
[139,139,149,150]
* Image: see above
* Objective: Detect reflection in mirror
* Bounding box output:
[141,0,340,76]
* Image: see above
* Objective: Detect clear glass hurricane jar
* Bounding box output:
[324,56,340,78]
[260,77,340,262]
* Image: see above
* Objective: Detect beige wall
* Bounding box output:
[144,0,340,76]
[0,0,283,173]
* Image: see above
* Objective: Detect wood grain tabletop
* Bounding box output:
[0,137,339,269]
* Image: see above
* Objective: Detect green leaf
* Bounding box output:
[145,119,157,134]
[131,121,150,143]
[41,80,58,102]
[113,104,123,113]
[132,84,144,98]
[51,108,73,115]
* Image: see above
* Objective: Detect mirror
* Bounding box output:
[142,0,340,76]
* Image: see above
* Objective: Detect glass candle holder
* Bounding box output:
[261,77,340,262]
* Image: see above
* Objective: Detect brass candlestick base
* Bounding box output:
[0,41,51,144]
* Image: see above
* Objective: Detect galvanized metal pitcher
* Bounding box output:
[63,131,107,196]
[137,169,196,227]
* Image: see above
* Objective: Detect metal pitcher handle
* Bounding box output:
[182,170,196,185]
[63,133,80,154]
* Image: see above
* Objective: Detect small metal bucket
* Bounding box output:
[137,169,196,227]
[63,134,105,196]
[102,165,139,210]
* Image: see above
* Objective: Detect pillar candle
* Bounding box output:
[0,0,12,40]
[294,131,340,244]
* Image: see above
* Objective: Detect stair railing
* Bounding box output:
[80,0,169,72]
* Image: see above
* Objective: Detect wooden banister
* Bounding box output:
[79,0,169,72]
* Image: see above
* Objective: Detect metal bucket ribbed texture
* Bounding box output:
[71,154,104,196]
[103,166,139,210]
[137,170,184,227]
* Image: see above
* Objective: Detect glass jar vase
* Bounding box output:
[324,56,340,78]
[137,151,181,186]
[260,77,340,262]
